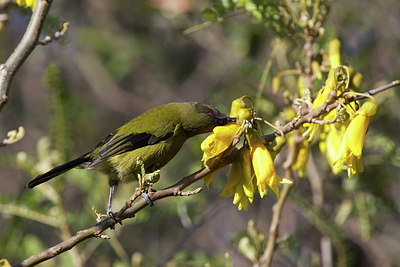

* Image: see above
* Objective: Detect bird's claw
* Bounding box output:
[107,211,122,230]
[141,191,154,207]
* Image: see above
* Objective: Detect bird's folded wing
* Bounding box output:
[87,127,175,167]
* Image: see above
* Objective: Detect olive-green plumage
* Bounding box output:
[27,102,233,190]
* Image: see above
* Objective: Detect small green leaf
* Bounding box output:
[202,8,217,20]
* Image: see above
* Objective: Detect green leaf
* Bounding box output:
[202,8,217,20]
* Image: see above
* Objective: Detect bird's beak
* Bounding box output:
[215,114,236,125]
[227,117,236,122]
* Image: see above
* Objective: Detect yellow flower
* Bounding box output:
[320,125,345,175]
[247,130,291,198]
[201,123,241,168]
[289,131,309,177]
[328,38,341,68]
[17,0,37,11]
[334,101,378,177]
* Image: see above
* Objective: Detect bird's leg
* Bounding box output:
[106,185,122,230]
[107,185,116,218]
[136,157,156,207]
[136,157,146,192]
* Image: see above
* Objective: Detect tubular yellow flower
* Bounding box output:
[251,141,275,197]
[328,38,341,68]
[323,125,345,175]
[247,130,291,198]
[334,101,378,177]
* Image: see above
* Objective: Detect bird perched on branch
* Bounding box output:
[27,102,235,218]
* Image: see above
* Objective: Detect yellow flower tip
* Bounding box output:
[230,96,247,117]
[277,176,293,184]
[232,186,250,211]
[328,38,341,68]
[357,101,378,117]
[334,136,365,178]
[268,173,280,198]
[258,183,268,198]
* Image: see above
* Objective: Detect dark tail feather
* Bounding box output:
[27,157,89,189]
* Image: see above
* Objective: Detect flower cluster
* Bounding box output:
[201,96,292,210]
[302,39,379,178]
[201,39,380,210]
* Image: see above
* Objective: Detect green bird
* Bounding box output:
[27,102,235,217]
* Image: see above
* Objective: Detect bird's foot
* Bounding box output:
[141,189,154,207]
[107,211,122,230]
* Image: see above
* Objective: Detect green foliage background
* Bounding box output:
[0,0,399,266]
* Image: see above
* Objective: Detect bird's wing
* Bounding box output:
[87,127,175,167]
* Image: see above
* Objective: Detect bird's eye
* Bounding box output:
[208,111,216,116]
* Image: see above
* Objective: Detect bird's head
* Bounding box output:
[179,102,236,136]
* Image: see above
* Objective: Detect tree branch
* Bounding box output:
[15,162,233,266]
[0,0,53,113]
[258,182,293,267]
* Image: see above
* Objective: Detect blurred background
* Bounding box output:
[0,0,400,266]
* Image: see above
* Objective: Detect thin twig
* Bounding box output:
[0,0,53,113]
[37,22,70,45]
[258,177,294,266]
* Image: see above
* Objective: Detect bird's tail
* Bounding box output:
[27,157,89,189]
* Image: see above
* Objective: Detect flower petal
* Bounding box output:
[345,115,369,158]
[220,160,241,198]
[357,101,378,117]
